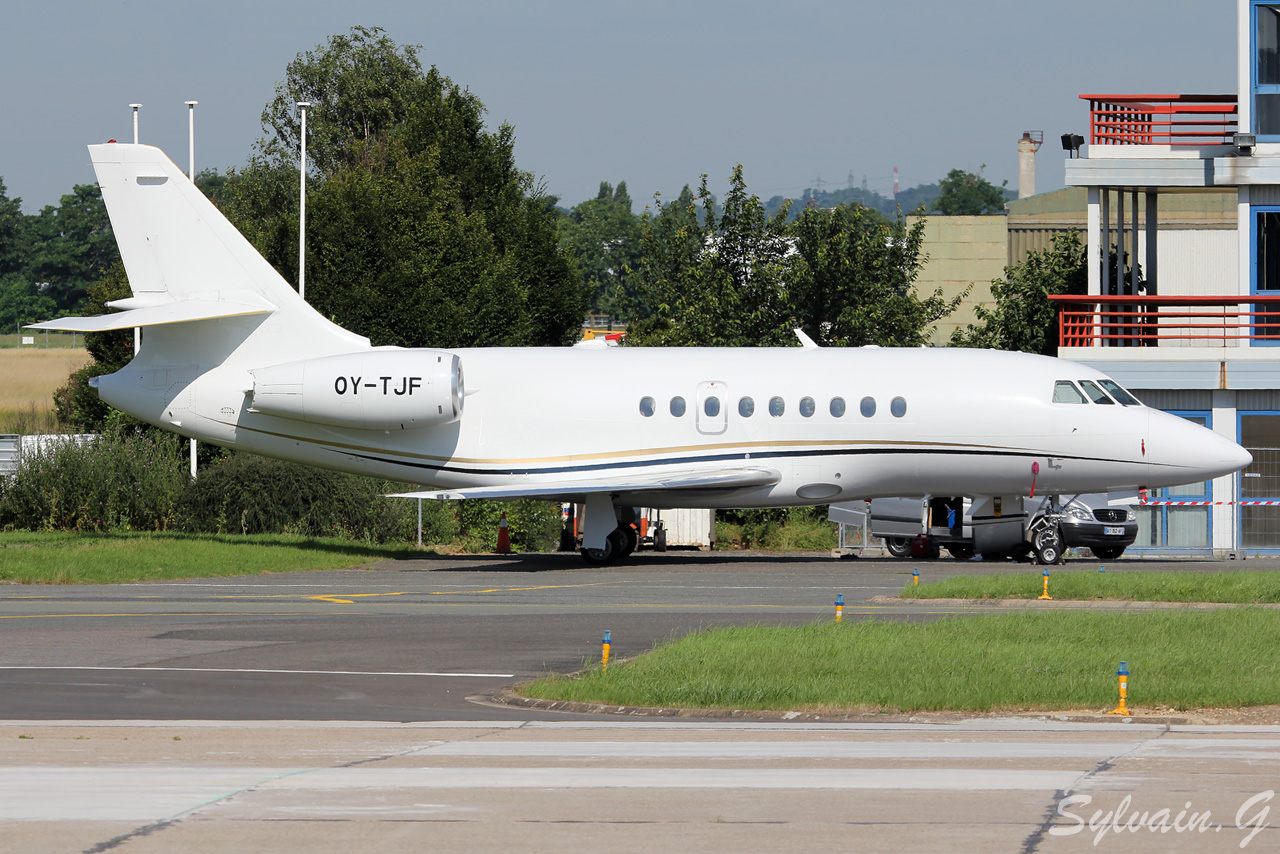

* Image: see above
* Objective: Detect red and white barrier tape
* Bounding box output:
[1139,500,1280,506]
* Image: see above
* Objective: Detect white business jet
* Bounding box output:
[32,144,1251,563]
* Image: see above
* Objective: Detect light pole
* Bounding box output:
[185,100,199,480]
[297,101,311,301]
[184,101,198,180]
[129,104,142,357]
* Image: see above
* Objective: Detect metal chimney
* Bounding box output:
[1018,131,1044,199]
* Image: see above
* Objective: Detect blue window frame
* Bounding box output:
[1254,2,1280,139]
[1134,411,1212,552]
[1250,206,1280,345]
[1239,410,1280,550]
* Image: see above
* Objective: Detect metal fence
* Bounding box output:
[1241,447,1280,549]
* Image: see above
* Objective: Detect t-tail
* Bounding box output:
[31,143,462,439]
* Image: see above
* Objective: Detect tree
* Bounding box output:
[27,184,119,313]
[221,27,585,348]
[559,181,642,318]
[0,179,30,279]
[949,231,1088,356]
[934,168,1009,216]
[790,204,962,347]
[625,166,794,347]
[52,263,134,432]
[0,276,56,336]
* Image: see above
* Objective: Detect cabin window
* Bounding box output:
[769,396,785,417]
[670,396,686,416]
[1079,380,1115,405]
[799,397,815,417]
[738,396,755,417]
[704,396,721,417]
[1053,381,1087,404]
[639,396,655,417]
[830,397,846,417]
[860,396,876,417]
[891,396,907,418]
[1099,380,1141,406]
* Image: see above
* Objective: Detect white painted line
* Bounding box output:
[419,740,1135,760]
[271,765,1084,791]
[0,666,515,678]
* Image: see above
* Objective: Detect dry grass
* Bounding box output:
[0,348,90,432]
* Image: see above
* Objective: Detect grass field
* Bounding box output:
[0,346,90,433]
[900,569,1280,603]
[0,531,416,584]
[522,610,1280,713]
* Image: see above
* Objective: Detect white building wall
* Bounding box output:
[1137,229,1239,297]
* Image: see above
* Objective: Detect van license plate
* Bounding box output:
[1103,526,1125,536]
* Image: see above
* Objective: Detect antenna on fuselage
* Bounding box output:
[794,328,819,350]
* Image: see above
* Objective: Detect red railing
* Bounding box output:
[1081,94,1238,146]
[1050,295,1280,347]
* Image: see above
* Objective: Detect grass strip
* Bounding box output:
[0,531,416,583]
[900,569,1280,603]
[522,610,1280,712]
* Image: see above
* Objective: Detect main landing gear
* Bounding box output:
[580,523,638,565]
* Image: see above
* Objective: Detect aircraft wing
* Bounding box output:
[392,467,781,502]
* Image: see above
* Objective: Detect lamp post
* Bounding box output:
[184,101,198,180]
[185,100,199,480]
[129,104,142,357]
[297,101,311,301]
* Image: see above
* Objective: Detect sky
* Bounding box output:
[0,0,1237,214]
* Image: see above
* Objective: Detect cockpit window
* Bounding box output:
[1079,380,1115,405]
[1098,379,1141,406]
[1053,381,1087,404]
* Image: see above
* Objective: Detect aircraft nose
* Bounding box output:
[1149,411,1251,485]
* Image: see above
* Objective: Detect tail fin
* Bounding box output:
[32,143,365,362]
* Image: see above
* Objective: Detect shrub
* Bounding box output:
[0,429,187,531]
[455,498,563,552]
[175,452,434,543]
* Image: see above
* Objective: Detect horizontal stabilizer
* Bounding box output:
[392,467,781,502]
[27,297,274,332]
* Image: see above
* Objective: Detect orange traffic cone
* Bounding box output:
[496,512,512,554]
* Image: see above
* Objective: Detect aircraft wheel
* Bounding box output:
[1032,524,1064,566]
[580,536,616,565]
[948,544,974,561]
[654,526,667,552]
[617,525,638,558]
[1092,546,1125,560]
[885,537,911,558]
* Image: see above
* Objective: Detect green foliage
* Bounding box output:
[454,499,563,552]
[765,184,937,221]
[933,168,1010,216]
[0,178,30,279]
[628,166,955,348]
[0,531,417,584]
[559,181,643,318]
[223,26,586,348]
[790,204,962,347]
[949,231,1087,356]
[903,569,1280,603]
[176,452,422,542]
[52,263,134,433]
[0,275,56,334]
[0,430,187,532]
[626,167,794,347]
[715,506,835,550]
[524,610,1280,712]
[27,184,119,313]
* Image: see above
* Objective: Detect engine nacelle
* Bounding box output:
[248,349,463,431]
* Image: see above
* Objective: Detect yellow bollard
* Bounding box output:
[1108,661,1130,715]
[835,593,844,622]
[1038,568,1052,600]
[602,630,611,672]
[912,569,919,586]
